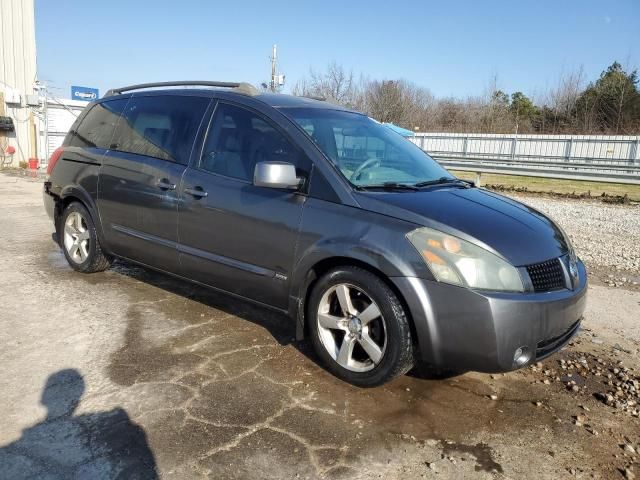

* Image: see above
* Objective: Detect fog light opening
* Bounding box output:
[513,346,531,367]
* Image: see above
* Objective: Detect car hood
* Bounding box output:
[354,187,568,266]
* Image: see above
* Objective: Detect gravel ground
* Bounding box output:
[507,193,640,275]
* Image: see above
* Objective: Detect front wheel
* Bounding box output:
[308,266,414,387]
[59,202,112,273]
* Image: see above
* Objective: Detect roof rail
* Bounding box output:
[303,94,327,101]
[104,81,259,97]
[299,94,341,105]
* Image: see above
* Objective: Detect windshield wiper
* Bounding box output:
[454,178,475,187]
[356,182,419,191]
[413,177,474,188]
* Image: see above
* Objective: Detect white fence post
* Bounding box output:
[565,138,573,160]
[631,138,640,164]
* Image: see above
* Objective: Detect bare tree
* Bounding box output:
[546,66,585,132]
[291,62,361,107]
[290,61,640,135]
[399,81,435,131]
[363,80,406,124]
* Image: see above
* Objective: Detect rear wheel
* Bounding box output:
[308,266,414,387]
[59,202,112,273]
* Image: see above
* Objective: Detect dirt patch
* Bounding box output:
[440,441,503,473]
[586,265,640,292]
[529,349,640,418]
[485,183,635,204]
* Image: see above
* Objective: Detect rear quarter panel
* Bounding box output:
[47,146,106,238]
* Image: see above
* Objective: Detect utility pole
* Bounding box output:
[42,82,49,163]
[29,111,37,162]
[270,44,278,92]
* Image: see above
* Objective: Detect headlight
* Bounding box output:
[554,223,579,280]
[406,227,524,292]
[557,224,577,262]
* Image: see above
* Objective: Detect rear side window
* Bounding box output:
[66,99,128,149]
[112,95,209,164]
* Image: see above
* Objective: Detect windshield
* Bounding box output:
[282,107,454,187]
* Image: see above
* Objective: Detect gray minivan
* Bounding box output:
[43,81,587,386]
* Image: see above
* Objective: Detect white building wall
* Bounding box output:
[0,0,37,164]
[38,98,88,165]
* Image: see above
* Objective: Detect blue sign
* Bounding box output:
[71,86,99,102]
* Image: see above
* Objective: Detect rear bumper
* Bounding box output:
[391,259,587,372]
[43,183,55,221]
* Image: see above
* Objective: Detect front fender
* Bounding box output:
[288,198,433,338]
[291,203,433,291]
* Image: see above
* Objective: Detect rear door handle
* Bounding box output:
[184,186,208,198]
[156,178,176,190]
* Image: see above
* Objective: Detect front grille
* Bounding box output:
[536,320,581,359]
[526,258,565,292]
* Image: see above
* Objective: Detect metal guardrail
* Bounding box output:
[410,133,640,185]
[435,157,640,185]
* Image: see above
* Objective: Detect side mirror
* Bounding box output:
[253,162,302,190]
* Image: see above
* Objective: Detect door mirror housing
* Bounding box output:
[253,162,302,190]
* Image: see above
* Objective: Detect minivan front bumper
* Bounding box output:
[391,259,587,372]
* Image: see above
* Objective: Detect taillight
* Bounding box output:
[46,147,64,175]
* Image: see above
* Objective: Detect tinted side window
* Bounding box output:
[112,95,209,164]
[200,103,299,181]
[67,99,128,149]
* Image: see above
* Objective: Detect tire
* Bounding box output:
[59,202,112,273]
[308,266,414,387]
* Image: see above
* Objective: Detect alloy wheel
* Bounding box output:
[63,211,90,264]
[316,283,387,372]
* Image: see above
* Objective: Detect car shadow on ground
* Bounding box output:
[0,369,158,479]
[107,259,461,382]
[110,260,296,345]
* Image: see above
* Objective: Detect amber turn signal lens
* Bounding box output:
[422,250,446,265]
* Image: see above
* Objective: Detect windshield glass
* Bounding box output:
[282,107,454,187]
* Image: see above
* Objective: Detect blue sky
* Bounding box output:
[35,0,639,100]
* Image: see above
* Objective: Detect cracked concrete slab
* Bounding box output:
[1,172,639,479]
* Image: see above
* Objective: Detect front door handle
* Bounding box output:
[156,178,176,190]
[184,186,208,198]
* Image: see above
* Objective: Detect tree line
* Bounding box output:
[291,62,640,135]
